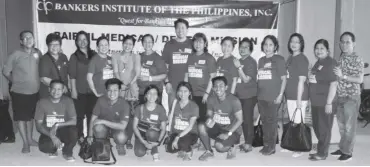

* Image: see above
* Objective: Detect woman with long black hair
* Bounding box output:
[68,30,97,144]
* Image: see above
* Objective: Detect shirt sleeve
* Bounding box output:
[352,56,364,77]
[276,56,287,77]
[297,56,309,77]
[134,105,142,119]
[34,100,45,121]
[231,97,242,114]
[191,102,200,118]
[39,55,51,78]
[119,100,131,122]
[244,58,258,80]
[87,56,96,74]
[155,56,167,75]
[229,59,239,78]
[3,51,16,77]
[158,106,168,122]
[207,55,217,74]
[66,98,77,120]
[162,42,171,65]
[92,98,102,117]
[68,54,77,79]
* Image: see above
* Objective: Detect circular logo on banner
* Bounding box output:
[37,0,53,15]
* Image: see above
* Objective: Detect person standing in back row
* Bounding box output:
[3,30,42,153]
[163,18,193,109]
[257,35,287,156]
[332,32,364,162]
[283,33,309,157]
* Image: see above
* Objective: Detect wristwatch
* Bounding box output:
[227,131,233,136]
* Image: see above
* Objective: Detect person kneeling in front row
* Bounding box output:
[87,78,131,155]
[166,81,199,161]
[133,85,167,161]
[35,79,78,162]
[198,76,243,161]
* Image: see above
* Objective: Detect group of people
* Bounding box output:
[1,18,363,163]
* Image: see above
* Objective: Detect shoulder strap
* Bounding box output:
[83,141,117,165]
[166,99,177,131]
[140,105,144,121]
[47,53,62,80]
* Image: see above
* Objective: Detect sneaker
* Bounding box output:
[117,145,126,156]
[126,142,133,150]
[331,150,343,157]
[309,154,327,161]
[226,147,236,159]
[198,150,214,161]
[177,151,185,158]
[49,152,58,158]
[153,153,160,162]
[338,154,352,162]
[292,152,303,158]
[63,154,76,162]
[183,151,193,161]
[280,149,291,153]
[239,144,253,153]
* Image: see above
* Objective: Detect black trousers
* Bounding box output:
[311,105,334,157]
[74,93,98,138]
[257,100,279,150]
[240,96,257,145]
[166,133,198,153]
[193,96,207,122]
[38,126,78,156]
[0,99,14,141]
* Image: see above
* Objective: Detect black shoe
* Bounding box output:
[338,154,352,162]
[330,150,343,157]
[309,154,327,161]
[239,144,253,153]
[126,142,133,150]
[259,147,268,153]
[2,136,15,143]
[262,149,276,156]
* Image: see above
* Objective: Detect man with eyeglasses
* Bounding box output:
[3,30,42,153]
[332,32,364,162]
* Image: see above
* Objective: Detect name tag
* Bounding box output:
[237,77,242,83]
[318,65,323,70]
[173,54,188,64]
[184,48,192,53]
[146,61,153,65]
[198,60,206,64]
[264,62,272,68]
[102,68,114,80]
[150,114,158,121]
[309,75,317,83]
[213,113,231,125]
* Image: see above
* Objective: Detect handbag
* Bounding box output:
[84,138,116,165]
[78,137,92,160]
[281,108,312,152]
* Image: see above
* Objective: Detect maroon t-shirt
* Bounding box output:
[285,54,309,101]
[92,96,131,123]
[162,38,193,89]
[216,56,239,93]
[134,104,167,130]
[235,56,258,99]
[207,94,242,134]
[87,54,113,95]
[171,100,199,134]
[309,56,337,106]
[257,54,287,102]
[138,52,167,95]
[186,52,217,97]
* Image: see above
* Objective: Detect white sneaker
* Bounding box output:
[153,153,160,162]
[292,152,303,158]
[280,149,291,153]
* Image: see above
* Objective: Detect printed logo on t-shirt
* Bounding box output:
[216,67,224,76]
[213,110,231,125]
[115,112,119,116]
[174,116,189,130]
[146,61,153,65]
[150,114,159,121]
[46,114,65,128]
[102,67,114,80]
[257,69,272,80]
[173,54,188,64]
[264,62,272,68]
[188,66,203,78]
[141,68,150,77]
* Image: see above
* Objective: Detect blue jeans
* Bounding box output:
[336,96,360,155]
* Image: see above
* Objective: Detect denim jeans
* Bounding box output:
[336,95,360,155]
